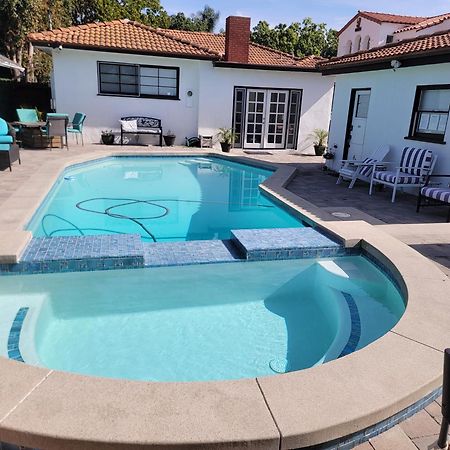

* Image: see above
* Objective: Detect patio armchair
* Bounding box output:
[43,116,69,150]
[67,112,86,145]
[0,117,21,171]
[336,145,390,189]
[369,147,437,203]
[416,175,450,222]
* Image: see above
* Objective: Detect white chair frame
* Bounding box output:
[336,145,390,189]
[369,156,437,203]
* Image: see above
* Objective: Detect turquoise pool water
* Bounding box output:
[0,257,405,381]
[27,157,302,242]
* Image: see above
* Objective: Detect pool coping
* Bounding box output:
[0,149,448,449]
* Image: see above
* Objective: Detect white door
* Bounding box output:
[264,90,288,149]
[348,90,371,160]
[245,89,266,149]
[244,89,289,149]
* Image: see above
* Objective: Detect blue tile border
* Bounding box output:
[143,240,242,267]
[231,228,345,261]
[302,386,442,450]
[338,292,361,358]
[7,307,29,362]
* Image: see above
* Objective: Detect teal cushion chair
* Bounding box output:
[0,118,21,171]
[67,112,86,145]
[16,108,39,123]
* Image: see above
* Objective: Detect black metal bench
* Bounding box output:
[120,116,163,146]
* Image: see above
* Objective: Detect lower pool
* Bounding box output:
[0,256,404,381]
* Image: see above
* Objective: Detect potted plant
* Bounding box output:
[218,128,235,153]
[101,130,114,145]
[310,128,328,156]
[163,130,176,146]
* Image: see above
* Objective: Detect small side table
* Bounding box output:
[200,135,213,148]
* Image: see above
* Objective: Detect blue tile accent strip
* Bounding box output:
[301,386,442,449]
[338,292,361,358]
[21,234,143,261]
[7,307,29,362]
[231,227,344,261]
[143,240,242,267]
[0,234,145,275]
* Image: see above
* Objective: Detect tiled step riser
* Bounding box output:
[231,227,345,261]
[0,228,346,275]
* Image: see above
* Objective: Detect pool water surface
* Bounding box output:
[27,157,302,242]
[0,257,405,382]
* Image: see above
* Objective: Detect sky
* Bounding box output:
[162,0,450,31]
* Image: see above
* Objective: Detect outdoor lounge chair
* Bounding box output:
[369,147,437,203]
[0,118,20,171]
[67,112,86,145]
[336,145,390,189]
[416,175,450,222]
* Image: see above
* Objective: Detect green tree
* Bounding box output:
[169,5,219,32]
[251,18,338,58]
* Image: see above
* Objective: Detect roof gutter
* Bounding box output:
[213,61,320,72]
[320,47,450,75]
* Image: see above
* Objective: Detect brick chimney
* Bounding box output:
[225,16,251,64]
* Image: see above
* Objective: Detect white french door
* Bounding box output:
[265,90,288,148]
[244,89,289,149]
[347,89,371,160]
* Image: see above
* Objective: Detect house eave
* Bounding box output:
[213,61,320,72]
[30,42,220,62]
[320,48,450,75]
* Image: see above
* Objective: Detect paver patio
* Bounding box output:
[0,145,448,450]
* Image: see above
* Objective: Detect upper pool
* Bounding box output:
[27,156,302,242]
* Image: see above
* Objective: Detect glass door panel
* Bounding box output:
[245,90,266,148]
[265,90,288,148]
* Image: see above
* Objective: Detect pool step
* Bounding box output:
[142,240,243,267]
[231,227,344,261]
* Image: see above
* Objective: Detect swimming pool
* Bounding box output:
[27,156,302,242]
[0,256,404,382]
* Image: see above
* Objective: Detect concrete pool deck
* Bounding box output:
[0,145,448,449]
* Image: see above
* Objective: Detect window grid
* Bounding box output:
[409,85,450,143]
[98,62,179,99]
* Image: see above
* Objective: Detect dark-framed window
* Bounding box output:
[98,62,179,99]
[408,85,450,143]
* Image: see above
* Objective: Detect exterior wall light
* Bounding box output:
[391,59,402,71]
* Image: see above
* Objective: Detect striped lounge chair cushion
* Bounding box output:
[400,147,433,176]
[421,187,450,204]
[373,170,420,184]
[359,158,377,177]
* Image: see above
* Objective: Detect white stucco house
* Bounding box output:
[322,10,450,175]
[29,17,334,152]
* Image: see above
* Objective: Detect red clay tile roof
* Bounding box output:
[359,11,427,25]
[321,30,450,71]
[338,11,427,36]
[159,28,324,68]
[394,13,450,34]
[28,20,322,69]
[28,20,221,59]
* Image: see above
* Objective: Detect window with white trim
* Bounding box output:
[410,86,450,143]
[98,62,179,99]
